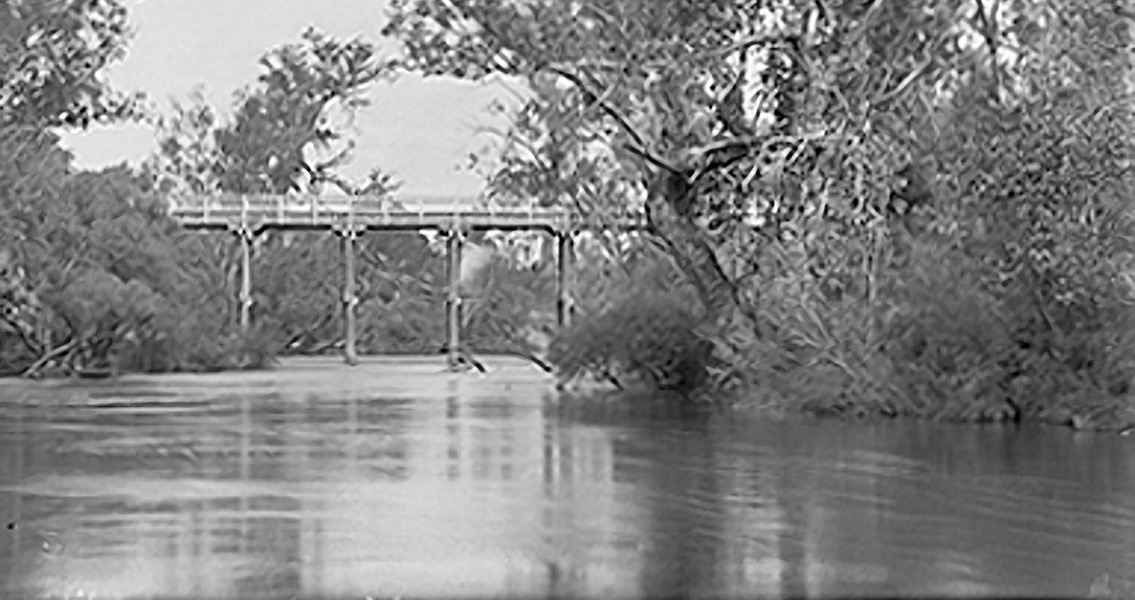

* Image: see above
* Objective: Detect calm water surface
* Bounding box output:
[1,356,1133,599]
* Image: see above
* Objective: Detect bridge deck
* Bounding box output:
[169,193,648,233]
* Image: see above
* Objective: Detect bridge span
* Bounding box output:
[169,193,648,369]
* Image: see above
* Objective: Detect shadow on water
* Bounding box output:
[0,355,1134,599]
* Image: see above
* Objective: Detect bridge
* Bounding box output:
[169,193,648,369]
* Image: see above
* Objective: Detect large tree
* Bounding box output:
[380,0,981,329]
[148,28,408,349]
[0,0,151,375]
[151,27,397,199]
[384,0,1135,422]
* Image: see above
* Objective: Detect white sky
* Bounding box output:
[56,0,518,198]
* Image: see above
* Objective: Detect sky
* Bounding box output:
[57,0,517,198]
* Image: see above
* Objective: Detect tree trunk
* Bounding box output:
[644,169,761,338]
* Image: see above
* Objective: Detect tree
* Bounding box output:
[1,0,142,269]
[0,0,150,375]
[1,0,143,129]
[151,27,397,198]
[380,0,981,328]
[150,29,544,358]
[384,0,1135,425]
[919,0,1135,420]
[149,29,405,343]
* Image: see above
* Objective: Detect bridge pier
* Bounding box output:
[335,226,364,366]
[232,226,256,334]
[556,233,575,329]
[445,229,464,370]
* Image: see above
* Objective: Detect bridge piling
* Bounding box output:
[336,226,362,366]
[232,225,255,334]
[556,233,575,329]
[445,228,464,371]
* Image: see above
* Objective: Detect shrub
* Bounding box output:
[547,259,718,395]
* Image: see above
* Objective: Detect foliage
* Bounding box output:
[849,0,1135,428]
[152,28,395,198]
[4,0,1132,440]
[548,257,717,394]
[1,0,144,129]
[146,26,651,366]
[0,0,205,376]
[0,156,283,376]
[0,4,722,381]
[147,29,441,361]
[1,19,406,376]
[383,0,1135,429]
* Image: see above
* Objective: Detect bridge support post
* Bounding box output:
[232,226,255,334]
[556,232,575,330]
[336,227,363,366]
[445,229,464,370]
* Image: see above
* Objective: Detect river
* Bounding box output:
[0,356,1132,599]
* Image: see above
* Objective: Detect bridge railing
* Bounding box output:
[169,193,648,232]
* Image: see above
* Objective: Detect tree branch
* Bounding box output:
[972,0,1003,93]
[22,338,79,378]
[641,31,802,70]
[871,54,937,109]
[463,8,683,177]
[542,64,684,175]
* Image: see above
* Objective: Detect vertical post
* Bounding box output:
[236,226,254,334]
[556,232,575,330]
[445,228,463,370]
[337,227,362,366]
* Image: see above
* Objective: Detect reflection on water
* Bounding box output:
[1,356,1134,599]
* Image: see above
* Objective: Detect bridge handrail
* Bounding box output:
[168,192,647,222]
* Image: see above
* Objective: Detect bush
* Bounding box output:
[547,259,718,395]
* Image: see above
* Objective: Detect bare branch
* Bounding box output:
[456,9,684,178]
[23,339,79,378]
[684,126,834,184]
[543,67,654,153]
[846,0,888,46]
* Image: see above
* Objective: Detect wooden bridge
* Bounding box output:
[169,193,648,368]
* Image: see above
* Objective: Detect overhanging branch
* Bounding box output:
[542,64,683,175]
[466,7,685,176]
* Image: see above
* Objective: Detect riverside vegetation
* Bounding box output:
[387,0,1135,431]
[3,1,1134,432]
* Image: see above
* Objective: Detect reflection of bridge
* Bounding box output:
[169,193,648,367]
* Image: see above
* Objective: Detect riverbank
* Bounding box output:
[0,354,548,388]
[7,354,1134,436]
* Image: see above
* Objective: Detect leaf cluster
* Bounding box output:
[1,0,144,128]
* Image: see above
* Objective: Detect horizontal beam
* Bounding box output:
[168,193,648,233]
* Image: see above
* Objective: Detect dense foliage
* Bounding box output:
[5,0,1135,433]
[0,0,248,376]
[0,5,574,377]
[1,0,143,129]
[1,139,279,376]
[548,255,715,393]
[384,0,1135,429]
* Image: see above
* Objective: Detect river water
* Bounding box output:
[0,356,1132,599]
